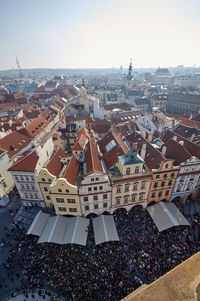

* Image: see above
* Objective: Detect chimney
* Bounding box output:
[141,143,146,160]
[179,140,184,146]
[173,135,177,141]
[191,133,195,141]
[162,145,167,156]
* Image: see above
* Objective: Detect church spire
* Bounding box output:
[127,59,133,80]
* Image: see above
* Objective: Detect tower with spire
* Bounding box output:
[126,59,133,90]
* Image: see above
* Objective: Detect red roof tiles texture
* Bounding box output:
[9,151,39,172]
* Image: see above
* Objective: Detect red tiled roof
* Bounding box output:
[162,139,191,166]
[78,128,90,139]
[0,131,32,159]
[72,134,88,151]
[0,102,21,112]
[174,123,200,137]
[85,140,104,175]
[99,131,129,169]
[127,132,166,170]
[9,151,39,172]
[162,129,200,159]
[24,115,47,138]
[63,155,80,186]
[45,148,67,177]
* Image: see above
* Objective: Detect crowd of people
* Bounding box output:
[1,204,200,301]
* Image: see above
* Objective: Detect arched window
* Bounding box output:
[126,167,130,175]
[135,166,139,173]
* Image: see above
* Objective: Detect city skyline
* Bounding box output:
[1,0,200,70]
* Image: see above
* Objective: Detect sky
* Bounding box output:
[0,0,200,69]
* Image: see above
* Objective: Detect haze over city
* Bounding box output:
[1,0,200,70]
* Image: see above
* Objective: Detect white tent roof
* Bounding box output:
[62,216,89,246]
[147,201,190,232]
[93,215,119,245]
[27,211,50,236]
[27,213,90,246]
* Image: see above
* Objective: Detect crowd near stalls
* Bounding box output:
[1,203,200,301]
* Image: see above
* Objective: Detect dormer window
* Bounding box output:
[135,166,139,173]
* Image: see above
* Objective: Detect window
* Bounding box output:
[85,205,89,211]
[139,193,144,201]
[24,193,28,198]
[58,189,62,193]
[93,195,98,201]
[91,178,94,182]
[116,197,121,205]
[151,192,155,198]
[131,194,137,202]
[94,204,98,209]
[48,179,52,183]
[58,207,67,212]
[124,196,128,204]
[94,187,97,191]
[96,177,99,181]
[31,176,34,182]
[44,187,48,192]
[103,194,107,199]
[84,196,88,202]
[15,176,19,181]
[163,174,167,180]
[69,208,77,212]
[25,176,29,182]
[88,187,92,192]
[21,184,25,190]
[66,189,69,193]
[126,168,130,175]
[67,199,75,204]
[56,198,65,203]
[165,164,169,169]
[42,178,45,182]
[103,203,107,208]
[171,173,175,178]
[153,182,158,189]
[133,182,138,190]
[20,176,24,181]
[26,184,30,190]
[156,174,160,179]
[125,185,130,192]
[29,193,33,199]
[165,190,169,196]
[168,180,173,186]
[99,186,103,190]
[46,196,50,200]
[34,193,38,199]
[141,182,146,189]
[158,191,162,197]
[135,166,139,173]
[116,186,122,193]
[161,181,165,187]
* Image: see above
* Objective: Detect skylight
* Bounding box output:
[105,139,117,153]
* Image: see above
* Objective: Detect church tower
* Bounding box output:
[126,59,133,90]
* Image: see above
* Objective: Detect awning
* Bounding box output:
[28,211,90,246]
[27,211,50,236]
[93,215,119,245]
[147,201,190,232]
[62,216,89,246]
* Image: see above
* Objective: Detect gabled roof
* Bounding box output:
[99,131,129,169]
[161,139,191,166]
[45,148,67,177]
[162,129,200,159]
[78,128,90,140]
[72,134,88,151]
[127,132,167,170]
[63,155,80,186]
[24,115,48,138]
[174,123,200,138]
[0,131,32,159]
[9,151,39,172]
[85,140,104,175]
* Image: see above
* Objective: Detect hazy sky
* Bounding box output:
[0,0,200,69]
